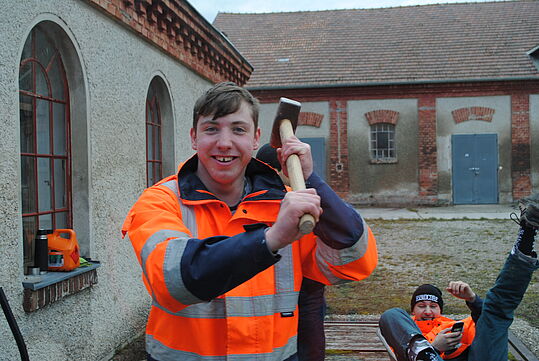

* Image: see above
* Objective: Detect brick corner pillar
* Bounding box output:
[418,96,438,198]
[511,93,532,200]
[328,100,350,198]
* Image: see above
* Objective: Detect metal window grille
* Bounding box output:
[146,87,163,187]
[370,123,396,160]
[19,27,72,270]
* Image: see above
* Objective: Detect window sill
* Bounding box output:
[22,261,100,312]
[370,158,398,164]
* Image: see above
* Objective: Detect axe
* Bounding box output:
[270,97,316,235]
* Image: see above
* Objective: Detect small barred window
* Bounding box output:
[370,123,396,161]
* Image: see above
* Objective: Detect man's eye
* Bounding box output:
[233,127,247,133]
[204,126,218,133]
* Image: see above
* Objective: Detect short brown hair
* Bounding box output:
[193,82,259,131]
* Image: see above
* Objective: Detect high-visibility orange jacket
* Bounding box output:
[122,156,378,361]
[413,296,483,359]
[414,316,475,359]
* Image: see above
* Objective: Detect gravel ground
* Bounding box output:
[111,218,539,360]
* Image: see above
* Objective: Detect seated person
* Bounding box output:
[379,194,539,361]
[256,143,327,361]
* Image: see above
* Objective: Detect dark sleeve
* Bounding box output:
[466,295,483,323]
[306,172,364,250]
[181,225,280,301]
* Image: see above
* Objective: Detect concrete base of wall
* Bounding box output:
[347,194,448,207]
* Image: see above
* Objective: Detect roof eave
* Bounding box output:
[246,76,539,91]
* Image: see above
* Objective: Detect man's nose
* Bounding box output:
[216,130,233,148]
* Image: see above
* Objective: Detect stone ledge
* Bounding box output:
[22,264,99,312]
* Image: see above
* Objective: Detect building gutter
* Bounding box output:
[246,76,539,91]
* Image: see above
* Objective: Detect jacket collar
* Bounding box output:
[177,154,286,202]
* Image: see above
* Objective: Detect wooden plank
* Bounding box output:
[509,329,539,361]
[325,320,538,361]
[325,320,388,353]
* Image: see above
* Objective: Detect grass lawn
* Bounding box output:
[325,219,539,329]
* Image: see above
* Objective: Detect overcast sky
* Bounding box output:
[188,0,504,23]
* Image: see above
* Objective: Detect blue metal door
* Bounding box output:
[300,137,326,181]
[452,134,498,204]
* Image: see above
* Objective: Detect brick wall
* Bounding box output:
[418,95,438,197]
[364,109,399,125]
[511,93,532,200]
[452,106,495,123]
[23,270,98,312]
[252,80,539,204]
[328,100,349,197]
[298,112,323,127]
[87,0,252,85]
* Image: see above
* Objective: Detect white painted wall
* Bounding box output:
[0,0,211,359]
[348,98,419,202]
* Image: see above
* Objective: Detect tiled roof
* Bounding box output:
[213,1,539,88]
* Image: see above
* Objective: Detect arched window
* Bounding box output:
[19,26,71,269]
[145,76,174,187]
[146,85,163,187]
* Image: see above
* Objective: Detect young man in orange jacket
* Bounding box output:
[379,195,539,361]
[122,82,378,361]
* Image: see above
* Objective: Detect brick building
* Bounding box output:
[0,0,250,359]
[214,0,539,205]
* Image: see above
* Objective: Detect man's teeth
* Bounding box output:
[216,156,233,162]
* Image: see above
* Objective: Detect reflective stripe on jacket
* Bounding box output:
[122,156,378,360]
[414,316,476,359]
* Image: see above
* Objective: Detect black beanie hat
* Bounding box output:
[411,284,444,312]
[256,143,281,171]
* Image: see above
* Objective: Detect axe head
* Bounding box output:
[269,97,302,148]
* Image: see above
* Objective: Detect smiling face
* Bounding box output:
[412,300,442,321]
[190,101,260,202]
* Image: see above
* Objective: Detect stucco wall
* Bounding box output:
[436,96,512,203]
[348,98,419,202]
[531,94,539,191]
[0,0,210,360]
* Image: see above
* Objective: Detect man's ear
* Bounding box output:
[253,128,261,150]
[190,128,197,150]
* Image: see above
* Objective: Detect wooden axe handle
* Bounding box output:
[279,119,316,235]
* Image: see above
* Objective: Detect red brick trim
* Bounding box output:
[452,106,495,123]
[298,112,324,127]
[364,109,399,125]
[418,96,438,197]
[87,0,252,85]
[251,80,538,202]
[23,269,98,312]
[252,81,539,103]
[511,94,532,200]
[328,100,349,196]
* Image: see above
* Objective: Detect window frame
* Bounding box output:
[145,89,163,187]
[19,27,72,272]
[369,122,397,163]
